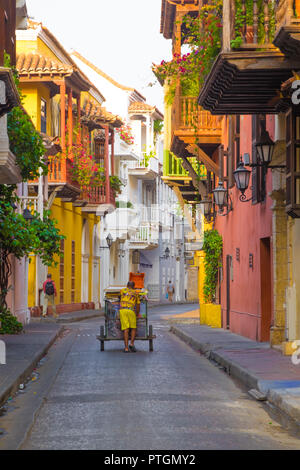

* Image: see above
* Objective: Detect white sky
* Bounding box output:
[25,0,172,112]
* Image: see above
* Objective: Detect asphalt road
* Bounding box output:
[1,304,300,450]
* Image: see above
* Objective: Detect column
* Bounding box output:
[270,189,288,345]
[60,82,66,153]
[68,88,73,153]
[104,126,111,204]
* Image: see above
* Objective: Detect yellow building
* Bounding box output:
[16,21,121,314]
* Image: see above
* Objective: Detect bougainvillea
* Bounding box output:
[116,124,134,145]
[153,0,222,102]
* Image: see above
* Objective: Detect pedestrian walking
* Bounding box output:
[42,274,58,318]
[119,281,141,353]
[166,281,175,303]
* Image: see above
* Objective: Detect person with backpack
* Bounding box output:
[166,280,175,303]
[42,274,58,318]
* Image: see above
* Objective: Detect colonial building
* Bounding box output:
[16,21,122,316]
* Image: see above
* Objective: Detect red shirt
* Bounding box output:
[43,280,57,296]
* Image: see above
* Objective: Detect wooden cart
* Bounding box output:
[96,284,156,352]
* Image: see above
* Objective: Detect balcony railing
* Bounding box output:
[48,157,80,189]
[223,0,300,52]
[164,150,207,179]
[82,185,116,207]
[128,155,159,173]
[179,96,222,133]
[131,223,159,245]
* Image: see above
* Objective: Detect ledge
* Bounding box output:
[0,67,20,118]
[198,50,298,115]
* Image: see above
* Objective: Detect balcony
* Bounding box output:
[274,0,300,58]
[162,150,208,203]
[198,0,299,115]
[81,185,116,215]
[104,207,139,241]
[171,93,222,158]
[114,135,139,162]
[127,155,159,180]
[128,223,159,250]
[47,157,81,201]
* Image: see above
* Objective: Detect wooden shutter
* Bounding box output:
[251,115,266,205]
[286,108,300,218]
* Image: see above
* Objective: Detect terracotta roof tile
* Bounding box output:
[129,101,163,119]
[16,52,73,76]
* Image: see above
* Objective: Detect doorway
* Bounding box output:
[226,255,232,330]
[260,237,272,342]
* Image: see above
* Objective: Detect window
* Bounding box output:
[41,99,47,134]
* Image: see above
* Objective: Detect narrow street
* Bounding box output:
[0,305,299,450]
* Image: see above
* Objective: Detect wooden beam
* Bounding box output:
[186,144,220,175]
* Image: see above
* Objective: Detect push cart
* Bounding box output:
[96,273,156,352]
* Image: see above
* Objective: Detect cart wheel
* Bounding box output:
[149,325,154,352]
[100,326,105,351]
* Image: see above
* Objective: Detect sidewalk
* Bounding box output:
[0,322,63,408]
[0,308,105,409]
[170,323,300,426]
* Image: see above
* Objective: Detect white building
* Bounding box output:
[71,51,186,304]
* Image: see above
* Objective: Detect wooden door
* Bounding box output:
[260,238,272,342]
[226,255,232,329]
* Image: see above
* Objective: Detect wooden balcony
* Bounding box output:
[81,185,116,215]
[162,150,207,203]
[198,0,300,114]
[273,0,300,58]
[47,157,81,201]
[171,93,222,158]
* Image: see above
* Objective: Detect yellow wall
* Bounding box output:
[28,200,100,307]
[19,83,52,134]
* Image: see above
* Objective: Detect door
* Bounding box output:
[260,238,272,342]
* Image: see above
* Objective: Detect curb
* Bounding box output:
[170,325,300,427]
[0,325,64,409]
[56,311,105,323]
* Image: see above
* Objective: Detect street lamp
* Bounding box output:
[213,181,231,212]
[199,195,213,220]
[255,125,275,166]
[23,208,34,223]
[233,158,252,202]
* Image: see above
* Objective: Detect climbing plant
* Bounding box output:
[202,229,223,303]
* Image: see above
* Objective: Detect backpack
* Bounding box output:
[45,281,54,296]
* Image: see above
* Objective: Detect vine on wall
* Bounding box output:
[202,229,223,304]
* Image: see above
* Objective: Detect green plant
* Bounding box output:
[153,0,222,103]
[7,107,47,181]
[109,175,124,196]
[0,185,65,332]
[0,306,23,334]
[202,229,223,303]
[116,201,134,209]
[142,148,156,167]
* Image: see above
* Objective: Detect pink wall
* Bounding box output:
[214,115,274,342]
